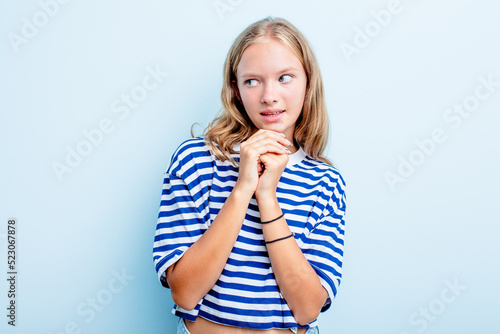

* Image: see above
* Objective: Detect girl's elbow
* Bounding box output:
[171,289,199,311]
[295,310,320,327]
[167,268,200,311]
[293,300,323,326]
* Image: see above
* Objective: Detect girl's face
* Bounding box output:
[236,39,307,141]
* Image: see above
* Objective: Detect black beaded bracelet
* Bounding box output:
[260,213,284,225]
[262,233,294,245]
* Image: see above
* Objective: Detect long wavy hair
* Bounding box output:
[203,17,332,165]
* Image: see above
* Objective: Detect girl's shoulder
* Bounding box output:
[298,156,347,209]
[167,137,214,176]
[295,155,346,187]
[172,137,210,157]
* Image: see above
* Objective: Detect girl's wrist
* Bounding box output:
[232,181,255,202]
[255,191,278,208]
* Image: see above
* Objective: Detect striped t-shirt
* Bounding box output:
[153,137,347,330]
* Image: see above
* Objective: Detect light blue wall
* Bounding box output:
[1,1,499,333]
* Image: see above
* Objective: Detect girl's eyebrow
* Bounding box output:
[276,66,300,74]
[239,66,300,79]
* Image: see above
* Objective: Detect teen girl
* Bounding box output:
[153,17,347,334]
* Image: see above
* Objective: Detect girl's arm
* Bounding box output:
[166,130,291,310]
[166,185,252,310]
[256,151,328,326]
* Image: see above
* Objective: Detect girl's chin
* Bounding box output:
[255,124,284,133]
[265,124,295,135]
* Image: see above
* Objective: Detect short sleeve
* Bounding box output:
[299,172,347,311]
[152,139,214,287]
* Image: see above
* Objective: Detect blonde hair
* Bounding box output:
[204,17,332,165]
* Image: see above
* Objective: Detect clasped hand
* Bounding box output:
[235,130,293,200]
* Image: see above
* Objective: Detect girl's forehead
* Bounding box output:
[237,39,302,73]
[243,38,289,56]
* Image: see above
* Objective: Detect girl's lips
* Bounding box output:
[260,109,285,122]
[260,109,285,116]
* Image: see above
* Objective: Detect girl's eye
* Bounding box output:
[245,79,258,86]
[279,75,292,83]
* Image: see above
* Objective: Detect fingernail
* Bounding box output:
[284,148,291,154]
[280,133,287,137]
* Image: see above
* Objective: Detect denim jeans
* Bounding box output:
[176,318,190,334]
[176,318,319,334]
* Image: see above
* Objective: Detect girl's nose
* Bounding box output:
[260,83,278,104]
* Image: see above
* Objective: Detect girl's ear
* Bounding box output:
[231,80,242,103]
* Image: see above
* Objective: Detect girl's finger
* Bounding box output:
[241,139,290,157]
[244,130,293,148]
[260,151,289,167]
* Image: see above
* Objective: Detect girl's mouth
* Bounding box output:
[260,109,285,118]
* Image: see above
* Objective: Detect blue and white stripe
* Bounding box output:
[153,137,347,330]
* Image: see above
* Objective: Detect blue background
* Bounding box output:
[1,0,499,333]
